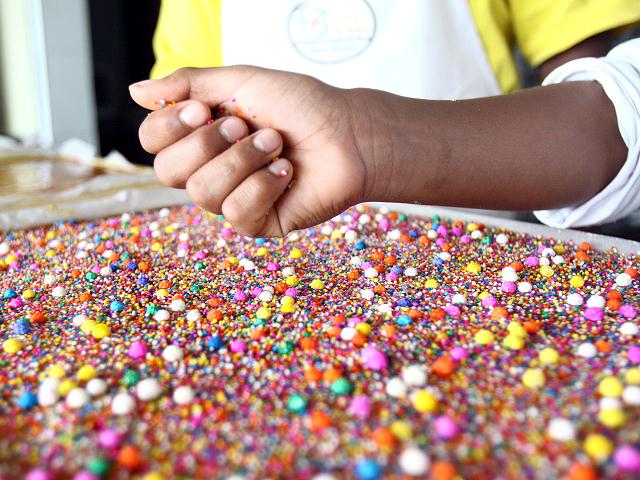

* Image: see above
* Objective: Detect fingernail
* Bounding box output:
[219,117,247,143]
[253,129,281,153]
[179,103,209,128]
[268,158,291,178]
[129,79,157,89]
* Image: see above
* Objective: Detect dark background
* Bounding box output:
[89,0,160,165]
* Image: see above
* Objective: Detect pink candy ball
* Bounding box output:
[98,428,121,448]
[434,415,459,440]
[230,339,246,353]
[361,346,387,371]
[614,445,640,472]
[628,346,640,364]
[128,341,147,359]
[348,395,372,419]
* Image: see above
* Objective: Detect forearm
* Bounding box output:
[350,81,626,210]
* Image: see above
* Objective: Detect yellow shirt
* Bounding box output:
[151,0,640,93]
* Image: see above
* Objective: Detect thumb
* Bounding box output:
[128,66,258,110]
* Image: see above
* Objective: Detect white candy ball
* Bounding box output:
[162,345,184,362]
[136,378,162,401]
[364,267,378,278]
[495,233,508,245]
[258,291,273,302]
[616,273,632,287]
[547,417,576,441]
[622,385,640,406]
[153,309,170,321]
[340,327,357,341]
[518,282,532,293]
[86,378,107,396]
[173,386,195,405]
[186,309,201,321]
[402,365,427,387]
[386,377,407,398]
[501,267,518,282]
[599,397,622,411]
[66,388,90,409]
[111,392,136,415]
[586,295,605,308]
[170,299,186,312]
[51,286,66,298]
[451,293,466,305]
[398,447,430,476]
[404,267,418,276]
[566,293,584,306]
[576,342,597,358]
[620,322,638,336]
[360,289,374,300]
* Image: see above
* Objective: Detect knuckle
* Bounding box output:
[153,152,183,188]
[186,174,222,214]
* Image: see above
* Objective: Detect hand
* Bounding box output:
[129,66,368,237]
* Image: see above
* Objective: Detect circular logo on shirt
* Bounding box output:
[288,0,376,64]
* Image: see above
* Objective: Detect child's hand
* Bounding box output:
[129,66,368,237]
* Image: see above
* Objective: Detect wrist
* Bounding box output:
[345,88,442,205]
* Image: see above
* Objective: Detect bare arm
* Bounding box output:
[352,78,626,211]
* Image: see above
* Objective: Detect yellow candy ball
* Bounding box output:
[151,242,163,252]
[522,368,545,389]
[598,408,626,428]
[289,248,303,259]
[424,279,439,289]
[256,307,272,320]
[539,266,554,278]
[553,244,566,254]
[3,338,25,354]
[569,275,585,288]
[155,288,169,299]
[507,322,527,338]
[143,473,164,480]
[77,365,97,382]
[465,261,481,274]
[503,334,525,350]
[474,329,494,345]
[256,247,268,257]
[539,348,560,365]
[331,229,343,240]
[584,434,613,462]
[91,323,111,339]
[390,421,413,441]
[281,296,295,305]
[466,223,478,232]
[79,319,95,334]
[285,276,299,286]
[598,376,623,397]
[22,289,36,300]
[412,390,438,413]
[355,322,372,336]
[48,365,66,379]
[280,303,295,313]
[310,279,325,290]
[625,368,640,385]
[226,256,238,265]
[477,291,490,300]
[58,379,76,396]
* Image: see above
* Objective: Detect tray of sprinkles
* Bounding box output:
[0,189,639,478]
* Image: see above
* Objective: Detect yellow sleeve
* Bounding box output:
[150,0,223,79]
[509,0,640,67]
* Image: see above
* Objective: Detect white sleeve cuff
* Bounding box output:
[534,38,640,228]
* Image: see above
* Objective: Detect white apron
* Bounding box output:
[220,0,501,100]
